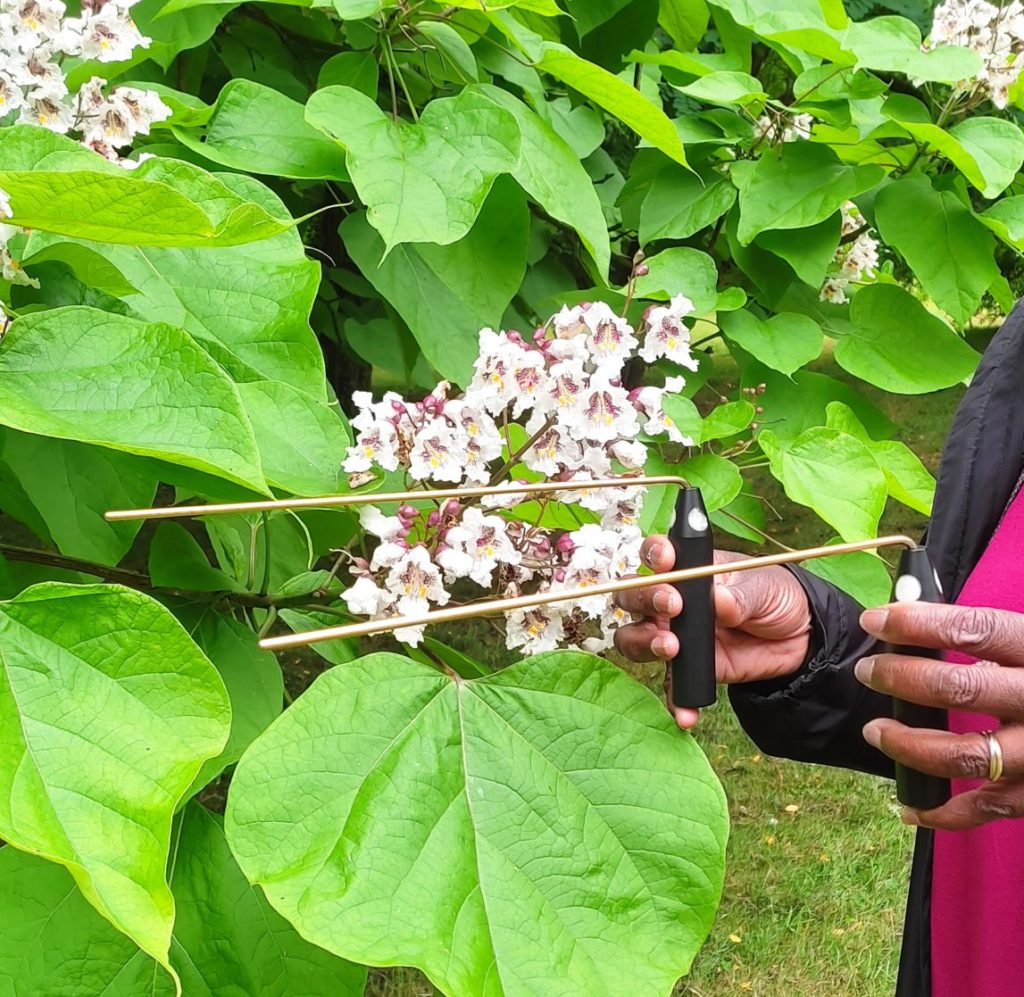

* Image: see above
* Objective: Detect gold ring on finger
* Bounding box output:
[982,730,1004,782]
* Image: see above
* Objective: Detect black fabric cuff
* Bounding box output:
[727,565,894,778]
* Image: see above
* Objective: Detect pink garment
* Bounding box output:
[932,486,1024,996]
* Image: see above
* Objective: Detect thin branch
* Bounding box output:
[0,543,313,610]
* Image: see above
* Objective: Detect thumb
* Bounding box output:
[713,564,809,639]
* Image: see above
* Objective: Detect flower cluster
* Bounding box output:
[820,201,880,304]
[754,110,814,144]
[0,0,170,287]
[928,0,1024,108]
[342,296,699,654]
[0,0,170,158]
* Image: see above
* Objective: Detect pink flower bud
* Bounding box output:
[555,568,567,583]
[441,499,461,518]
[427,510,441,527]
[533,537,551,555]
[556,534,575,555]
[398,504,418,521]
[391,400,406,413]
[633,262,650,277]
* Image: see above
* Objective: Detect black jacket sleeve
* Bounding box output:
[726,566,895,779]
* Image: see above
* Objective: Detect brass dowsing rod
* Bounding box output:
[103,475,691,523]
[259,534,918,651]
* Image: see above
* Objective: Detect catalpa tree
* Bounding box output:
[0,0,1018,994]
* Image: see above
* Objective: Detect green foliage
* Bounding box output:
[227,652,728,996]
[1,0,1020,992]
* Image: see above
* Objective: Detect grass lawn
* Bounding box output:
[365,349,969,997]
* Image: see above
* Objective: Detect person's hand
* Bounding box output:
[856,602,1024,830]
[613,536,812,729]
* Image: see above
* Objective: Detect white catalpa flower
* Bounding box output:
[344,423,400,474]
[0,70,26,113]
[385,545,450,615]
[754,111,814,144]
[3,0,65,49]
[1,245,38,287]
[467,328,544,415]
[0,187,12,220]
[505,604,567,654]
[62,2,149,61]
[639,294,698,369]
[343,576,394,617]
[634,377,694,445]
[480,481,529,510]
[611,438,647,470]
[112,85,172,134]
[927,0,1024,108]
[17,91,73,132]
[359,506,407,543]
[583,301,638,374]
[9,48,66,98]
[566,373,638,444]
[819,277,849,305]
[409,424,463,482]
[438,508,521,587]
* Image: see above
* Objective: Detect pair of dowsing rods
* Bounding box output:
[106,476,945,811]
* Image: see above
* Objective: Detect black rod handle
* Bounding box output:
[889,546,951,810]
[667,487,717,709]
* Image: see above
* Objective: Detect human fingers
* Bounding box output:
[661,673,700,730]
[855,655,1024,719]
[613,620,676,662]
[863,718,1024,780]
[640,534,675,573]
[615,583,682,619]
[860,602,1024,668]
[902,778,1024,830]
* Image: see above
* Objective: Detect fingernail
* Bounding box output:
[901,809,920,826]
[854,656,875,684]
[652,636,673,659]
[862,721,882,748]
[644,544,658,567]
[653,591,673,614]
[860,608,889,632]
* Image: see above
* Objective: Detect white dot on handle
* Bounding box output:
[687,508,709,533]
[894,574,922,603]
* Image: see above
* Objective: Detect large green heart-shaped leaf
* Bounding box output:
[226,652,728,997]
[0,803,365,995]
[882,99,1024,199]
[639,167,736,244]
[825,402,935,516]
[632,246,718,312]
[0,307,268,494]
[490,12,688,166]
[341,178,529,385]
[839,284,979,392]
[27,172,325,401]
[306,86,521,251]
[0,127,294,247]
[0,584,230,981]
[732,143,883,245]
[173,80,349,179]
[874,177,997,326]
[760,427,886,541]
[477,85,610,277]
[720,310,823,376]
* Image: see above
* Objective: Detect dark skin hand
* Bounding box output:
[618,536,1024,831]
[858,601,1024,831]
[614,535,813,729]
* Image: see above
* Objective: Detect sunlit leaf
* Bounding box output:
[227,651,728,997]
